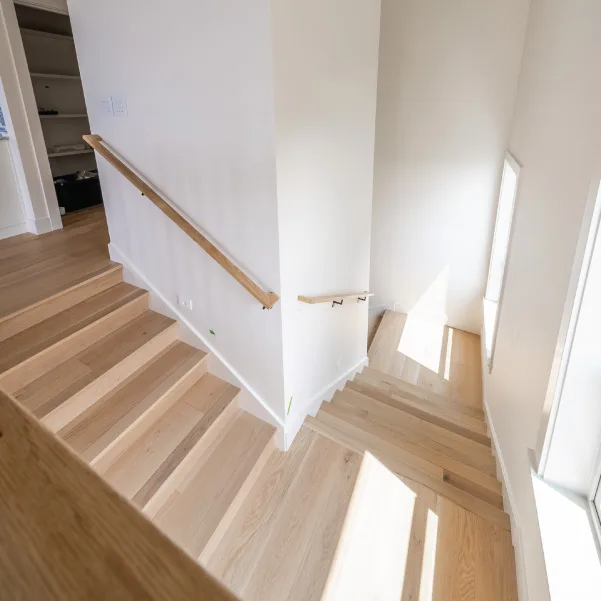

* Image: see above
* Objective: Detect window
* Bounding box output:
[483,152,520,367]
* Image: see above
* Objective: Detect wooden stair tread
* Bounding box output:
[0,258,117,321]
[306,406,501,496]
[13,310,177,429]
[60,342,207,462]
[210,428,363,601]
[305,412,508,530]
[331,389,496,475]
[97,374,232,501]
[350,376,489,443]
[134,375,241,509]
[0,264,123,345]
[252,435,361,601]
[147,411,275,561]
[0,282,147,376]
[359,365,486,420]
[205,427,317,594]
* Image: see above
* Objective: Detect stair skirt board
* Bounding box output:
[108,242,286,445]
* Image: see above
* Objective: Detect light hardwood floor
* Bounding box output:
[0,210,516,601]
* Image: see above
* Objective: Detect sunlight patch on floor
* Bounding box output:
[398,315,445,374]
[322,453,418,601]
[397,268,450,373]
[419,509,439,601]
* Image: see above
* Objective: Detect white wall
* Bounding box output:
[271,0,381,440]
[68,0,287,421]
[483,1,601,600]
[0,0,62,234]
[0,138,27,238]
[370,0,530,334]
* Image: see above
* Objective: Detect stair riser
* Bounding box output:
[42,323,179,433]
[0,265,122,343]
[0,292,148,394]
[90,354,209,473]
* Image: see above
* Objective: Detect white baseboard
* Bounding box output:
[284,356,369,450]
[108,242,286,444]
[0,222,28,240]
[27,216,53,235]
[480,327,530,601]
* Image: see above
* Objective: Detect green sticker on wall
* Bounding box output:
[287,396,293,415]
[209,329,215,336]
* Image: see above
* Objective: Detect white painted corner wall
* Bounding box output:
[271,0,381,438]
[369,0,531,334]
[482,1,601,600]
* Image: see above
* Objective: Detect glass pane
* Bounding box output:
[486,158,519,303]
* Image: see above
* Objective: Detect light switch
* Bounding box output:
[111,96,128,117]
[100,99,112,114]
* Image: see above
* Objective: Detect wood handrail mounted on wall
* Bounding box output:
[83,134,279,310]
[298,292,374,305]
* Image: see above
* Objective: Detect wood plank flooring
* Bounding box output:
[0,211,517,601]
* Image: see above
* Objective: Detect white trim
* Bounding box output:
[484,151,521,370]
[26,215,52,234]
[0,221,28,240]
[283,355,369,450]
[480,328,531,601]
[108,241,285,432]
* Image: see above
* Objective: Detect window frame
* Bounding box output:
[483,151,521,371]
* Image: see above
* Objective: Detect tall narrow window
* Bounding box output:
[483,152,520,366]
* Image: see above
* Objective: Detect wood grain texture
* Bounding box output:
[0,284,148,390]
[0,388,241,601]
[368,309,484,410]
[83,135,279,309]
[60,342,206,462]
[298,292,374,304]
[136,378,240,509]
[151,412,275,561]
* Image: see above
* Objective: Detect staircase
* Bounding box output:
[0,209,517,601]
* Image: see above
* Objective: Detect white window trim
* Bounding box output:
[483,151,521,371]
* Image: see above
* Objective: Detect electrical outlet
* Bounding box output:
[177,296,193,310]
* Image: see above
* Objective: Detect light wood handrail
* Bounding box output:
[83,134,279,309]
[0,388,241,601]
[298,291,374,304]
